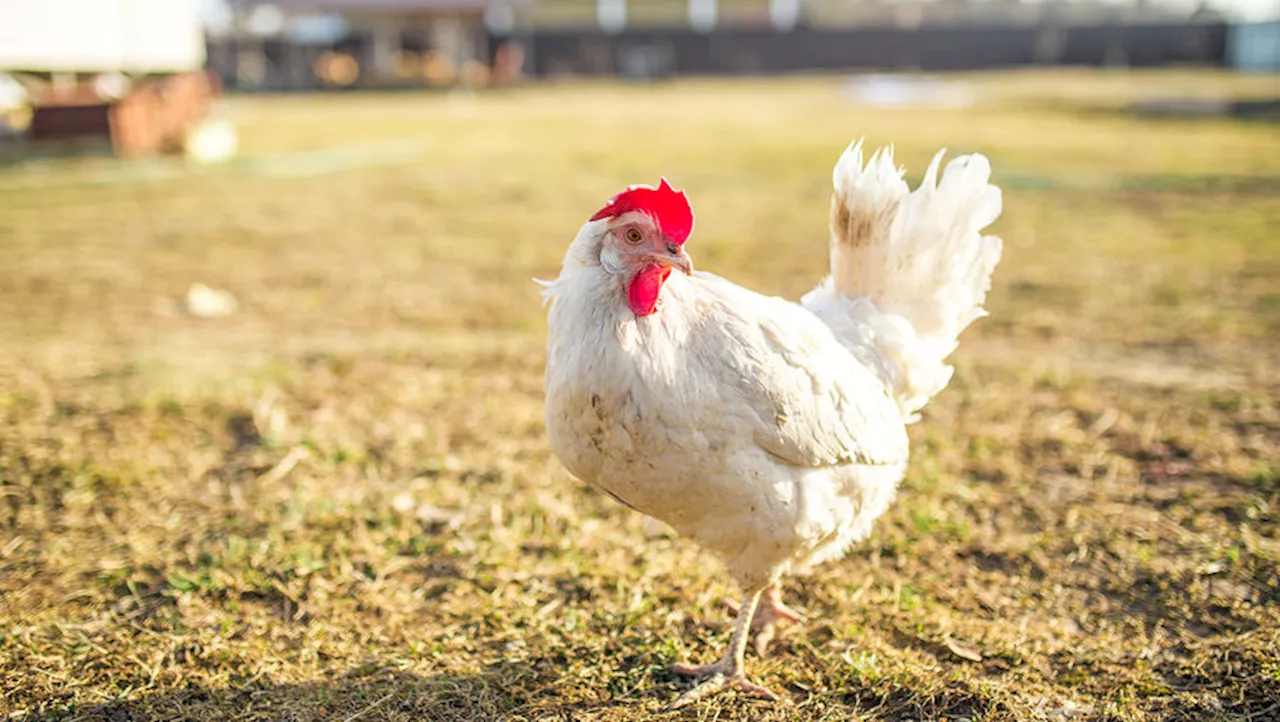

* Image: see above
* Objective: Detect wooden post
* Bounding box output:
[689,0,717,32]
[770,0,799,30]
[598,0,625,34]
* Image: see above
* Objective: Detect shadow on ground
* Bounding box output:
[10,660,1013,722]
[15,665,620,722]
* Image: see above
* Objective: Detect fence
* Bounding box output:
[206,22,1229,91]
[528,23,1228,78]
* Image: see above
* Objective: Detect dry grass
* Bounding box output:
[1,69,1278,721]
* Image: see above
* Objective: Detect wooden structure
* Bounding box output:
[0,0,217,157]
[29,72,221,157]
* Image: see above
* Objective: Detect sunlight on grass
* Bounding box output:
[1,70,1277,721]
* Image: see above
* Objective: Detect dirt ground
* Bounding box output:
[1,70,1277,721]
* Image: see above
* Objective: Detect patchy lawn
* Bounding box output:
[1,70,1278,721]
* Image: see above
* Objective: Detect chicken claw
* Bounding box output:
[668,666,779,709]
[668,587,781,709]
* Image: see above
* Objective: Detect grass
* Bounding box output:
[1,69,1278,721]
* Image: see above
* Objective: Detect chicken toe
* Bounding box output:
[668,667,779,709]
[669,587,781,709]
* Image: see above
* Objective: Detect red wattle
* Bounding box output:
[627,264,671,317]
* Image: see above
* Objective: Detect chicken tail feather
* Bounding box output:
[802,140,1003,421]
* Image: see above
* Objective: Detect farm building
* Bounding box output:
[0,0,222,157]
[0,0,206,75]
[205,0,1240,88]
[219,0,532,89]
[1228,20,1280,70]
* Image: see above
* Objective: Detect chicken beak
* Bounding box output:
[655,246,694,276]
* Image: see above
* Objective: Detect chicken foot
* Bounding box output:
[669,586,780,709]
[725,581,808,656]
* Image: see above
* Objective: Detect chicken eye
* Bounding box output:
[624,228,643,244]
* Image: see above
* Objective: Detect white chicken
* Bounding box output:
[540,140,1002,708]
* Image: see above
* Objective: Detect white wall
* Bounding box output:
[0,0,205,73]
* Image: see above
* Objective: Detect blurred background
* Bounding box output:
[0,0,1278,141]
[0,0,1277,156]
[2,1,1278,721]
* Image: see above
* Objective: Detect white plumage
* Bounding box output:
[541,140,1002,707]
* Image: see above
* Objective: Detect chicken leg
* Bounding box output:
[669,586,780,709]
[726,581,808,657]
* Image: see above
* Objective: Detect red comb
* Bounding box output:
[589,178,694,245]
